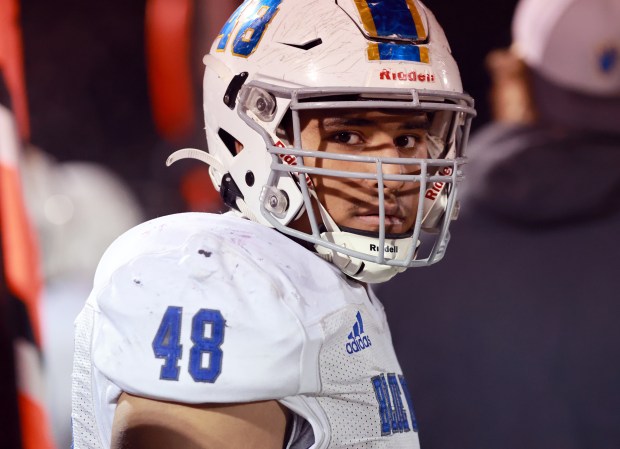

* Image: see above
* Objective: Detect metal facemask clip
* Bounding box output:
[241,87,277,122]
[260,185,289,219]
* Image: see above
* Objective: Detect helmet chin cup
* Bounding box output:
[316,231,417,284]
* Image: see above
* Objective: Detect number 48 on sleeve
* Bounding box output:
[152,306,225,383]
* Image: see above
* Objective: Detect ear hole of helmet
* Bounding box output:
[276,110,294,145]
[218,128,240,157]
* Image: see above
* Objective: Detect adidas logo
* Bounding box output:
[346,311,372,354]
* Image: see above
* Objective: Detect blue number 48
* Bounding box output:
[152,306,225,383]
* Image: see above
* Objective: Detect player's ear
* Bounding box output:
[234,140,243,154]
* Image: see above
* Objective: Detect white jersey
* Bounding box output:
[72,213,420,449]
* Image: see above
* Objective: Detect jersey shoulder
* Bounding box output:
[92,212,220,288]
[89,213,312,404]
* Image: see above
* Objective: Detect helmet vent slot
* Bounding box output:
[218,128,239,157]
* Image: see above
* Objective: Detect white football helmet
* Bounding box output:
[168,0,476,283]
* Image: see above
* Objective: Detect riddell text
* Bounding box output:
[380,69,436,82]
[425,166,453,200]
[369,244,398,253]
[276,141,313,187]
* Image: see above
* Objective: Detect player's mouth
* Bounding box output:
[355,214,405,226]
[352,204,410,233]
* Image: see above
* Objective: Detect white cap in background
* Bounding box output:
[512,0,620,97]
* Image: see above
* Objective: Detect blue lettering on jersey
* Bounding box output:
[398,374,419,432]
[372,374,394,435]
[152,307,225,383]
[152,306,183,380]
[216,0,283,57]
[189,309,225,383]
[372,373,418,436]
[388,373,410,433]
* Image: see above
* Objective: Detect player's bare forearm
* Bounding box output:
[111,392,289,449]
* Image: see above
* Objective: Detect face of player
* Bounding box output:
[294,109,430,235]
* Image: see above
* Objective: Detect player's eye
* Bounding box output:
[331,132,363,145]
[394,135,419,149]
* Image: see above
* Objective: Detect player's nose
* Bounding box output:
[363,145,408,192]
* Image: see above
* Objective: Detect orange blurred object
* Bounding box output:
[0,164,42,342]
[0,94,55,449]
[180,165,223,212]
[0,0,55,447]
[0,0,29,141]
[145,0,197,142]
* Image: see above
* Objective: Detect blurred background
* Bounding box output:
[4,0,521,448]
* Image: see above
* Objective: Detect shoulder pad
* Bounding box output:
[91,213,308,403]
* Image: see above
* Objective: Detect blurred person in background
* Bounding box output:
[20,146,144,449]
[378,0,620,448]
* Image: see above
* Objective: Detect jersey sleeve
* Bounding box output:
[89,217,309,404]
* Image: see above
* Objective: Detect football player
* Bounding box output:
[71,0,475,448]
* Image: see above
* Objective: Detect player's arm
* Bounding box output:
[111,392,289,449]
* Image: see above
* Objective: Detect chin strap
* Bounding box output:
[166,148,260,222]
[315,231,416,283]
[310,203,416,283]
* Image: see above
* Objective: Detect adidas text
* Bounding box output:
[346,335,372,354]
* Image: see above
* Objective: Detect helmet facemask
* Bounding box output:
[236,81,475,282]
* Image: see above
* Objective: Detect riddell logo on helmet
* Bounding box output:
[379,69,436,83]
[425,166,453,200]
[275,141,313,187]
[276,141,297,166]
[369,244,398,253]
